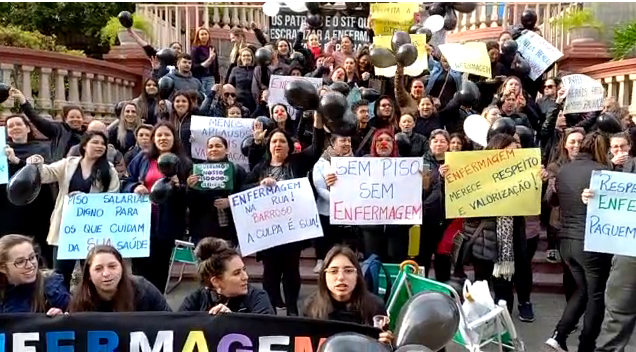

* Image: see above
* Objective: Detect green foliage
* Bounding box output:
[0,25,85,56]
[611,22,636,60]
[554,8,603,31]
[0,2,135,58]
[100,13,152,45]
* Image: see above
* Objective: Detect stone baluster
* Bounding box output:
[68,71,81,105]
[105,77,115,115]
[81,73,94,117]
[128,81,135,100]
[490,3,499,27]
[37,67,53,117]
[239,8,248,28]
[212,6,221,28]
[603,77,615,99]
[222,7,231,29]
[470,8,478,30]
[1,64,14,118]
[630,74,636,116]
[53,69,68,119]
[478,4,487,28]
[247,8,255,30]
[21,65,35,105]
[114,78,122,103]
[616,75,626,106]
[124,81,132,100]
[94,75,105,118]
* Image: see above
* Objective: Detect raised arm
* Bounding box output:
[11,88,63,139]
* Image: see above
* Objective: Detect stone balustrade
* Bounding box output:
[0,46,142,122]
[578,58,636,115]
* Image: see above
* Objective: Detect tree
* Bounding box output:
[0,2,136,58]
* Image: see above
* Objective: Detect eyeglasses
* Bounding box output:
[325,267,357,276]
[12,253,38,268]
[544,84,555,89]
[224,92,236,98]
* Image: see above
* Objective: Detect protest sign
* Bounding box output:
[584,170,636,256]
[229,178,322,256]
[0,312,379,352]
[330,157,423,225]
[561,74,605,114]
[193,162,234,191]
[445,148,542,218]
[516,31,563,81]
[0,127,8,184]
[373,34,428,77]
[57,194,151,260]
[190,116,254,170]
[269,8,369,52]
[370,2,420,36]
[268,75,323,117]
[438,42,492,78]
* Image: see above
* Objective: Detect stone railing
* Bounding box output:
[577,58,636,115]
[0,46,142,122]
[136,3,266,53]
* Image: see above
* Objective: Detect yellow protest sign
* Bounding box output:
[370,2,420,36]
[438,42,492,78]
[373,34,428,77]
[444,148,542,218]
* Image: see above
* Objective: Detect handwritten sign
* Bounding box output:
[268,75,323,117]
[445,149,542,218]
[516,31,563,81]
[438,42,492,78]
[0,127,8,184]
[57,194,151,260]
[370,3,420,36]
[561,74,605,114]
[229,178,323,256]
[373,34,428,77]
[190,116,254,170]
[330,157,423,225]
[585,170,636,256]
[193,162,234,191]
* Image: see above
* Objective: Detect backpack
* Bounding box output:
[361,254,392,302]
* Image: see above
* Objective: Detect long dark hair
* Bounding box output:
[5,114,35,141]
[0,235,48,312]
[147,120,187,160]
[580,131,610,165]
[136,77,159,122]
[168,91,194,126]
[261,128,295,166]
[70,245,135,312]
[78,131,112,192]
[304,246,377,325]
[486,133,516,150]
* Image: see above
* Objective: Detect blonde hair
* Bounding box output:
[118,102,142,147]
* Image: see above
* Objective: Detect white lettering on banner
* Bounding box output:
[268,75,323,117]
[229,178,323,256]
[516,31,563,81]
[190,116,254,170]
[561,74,605,114]
[57,194,152,260]
[329,157,423,225]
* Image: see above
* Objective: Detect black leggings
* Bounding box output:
[261,243,302,315]
[133,237,174,293]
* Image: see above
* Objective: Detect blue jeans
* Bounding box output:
[200,76,215,94]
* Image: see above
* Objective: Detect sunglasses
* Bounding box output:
[223,92,236,98]
[544,84,555,89]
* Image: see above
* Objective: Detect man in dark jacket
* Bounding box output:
[350,100,372,156]
[153,53,205,100]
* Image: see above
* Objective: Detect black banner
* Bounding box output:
[0,312,379,351]
[269,8,369,52]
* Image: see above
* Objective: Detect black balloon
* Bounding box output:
[241,136,254,156]
[369,47,397,68]
[158,76,175,100]
[318,333,391,352]
[291,51,305,66]
[443,9,458,31]
[255,116,276,133]
[515,125,535,148]
[510,24,525,40]
[150,178,174,205]
[428,3,446,16]
[284,79,319,110]
[156,48,177,66]
[318,92,347,122]
[395,345,434,352]
[329,81,351,97]
[328,112,358,137]
[118,11,134,28]
[521,9,538,30]
[453,2,477,13]
[345,2,359,10]
[395,292,460,350]
[489,117,517,139]
[7,164,41,206]
[512,54,531,76]
[114,101,126,118]
[391,31,411,53]
[409,24,422,34]
[458,80,480,106]
[0,83,9,104]
[416,27,433,43]
[396,44,418,67]
[396,132,412,156]
[157,153,180,178]
[501,40,518,56]
[255,47,272,66]
[306,2,320,14]
[360,88,381,102]
[597,112,623,133]
[306,13,323,28]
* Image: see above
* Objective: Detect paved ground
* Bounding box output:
[165,280,590,351]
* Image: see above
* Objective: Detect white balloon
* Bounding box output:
[424,15,444,33]
[263,2,281,17]
[463,114,489,147]
[286,2,307,12]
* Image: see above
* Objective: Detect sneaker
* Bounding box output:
[518,302,535,322]
[545,333,568,352]
[313,259,324,273]
[546,249,561,264]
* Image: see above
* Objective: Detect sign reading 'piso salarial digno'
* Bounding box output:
[269,8,370,52]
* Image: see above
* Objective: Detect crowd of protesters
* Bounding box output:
[0,13,634,352]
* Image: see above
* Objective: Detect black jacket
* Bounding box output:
[556,153,610,240]
[228,65,257,112]
[178,285,274,314]
[92,276,172,312]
